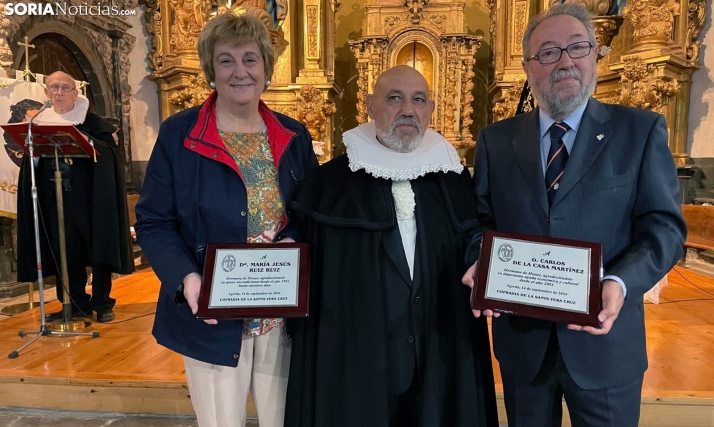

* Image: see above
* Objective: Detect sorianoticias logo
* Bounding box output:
[4,2,137,16]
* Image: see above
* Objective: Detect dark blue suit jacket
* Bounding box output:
[468,98,686,390]
[135,99,318,366]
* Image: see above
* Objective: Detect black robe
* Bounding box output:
[16,112,134,282]
[285,155,499,427]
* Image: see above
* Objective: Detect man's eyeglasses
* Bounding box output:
[526,41,594,65]
[48,84,76,93]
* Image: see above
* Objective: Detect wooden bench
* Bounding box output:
[681,204,714,252]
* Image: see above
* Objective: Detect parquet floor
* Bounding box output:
[0,267,712,426]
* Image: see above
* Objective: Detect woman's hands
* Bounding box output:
[183,272,217,325]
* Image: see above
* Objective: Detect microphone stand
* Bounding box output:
[8,100,99,359]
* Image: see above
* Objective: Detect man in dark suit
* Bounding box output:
[463,4,686,427]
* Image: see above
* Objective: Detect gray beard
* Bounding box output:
[377,129,424,153]
[375,121,424,153]
[533,69,596,121]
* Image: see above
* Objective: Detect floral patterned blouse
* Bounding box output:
[221,129,285,337]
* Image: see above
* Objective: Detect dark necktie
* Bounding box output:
[545,122,570,206]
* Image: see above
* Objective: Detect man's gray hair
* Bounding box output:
[522,3,597,60]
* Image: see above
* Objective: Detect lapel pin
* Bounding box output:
[597,134,604,140]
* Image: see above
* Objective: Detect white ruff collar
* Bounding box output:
[35,95,89,125]
[344,122,463,181]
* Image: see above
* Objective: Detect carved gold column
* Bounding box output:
[623,0,679,55]
[145,0,339,161]
[610,0,705,163]
[282,0,338,161]
[297,0,324,82]
[144,0,209,121]
[349,37,387,124]
[441,35,482,147]
[489,0,532,122]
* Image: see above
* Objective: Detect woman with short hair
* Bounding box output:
[135,13,318,427]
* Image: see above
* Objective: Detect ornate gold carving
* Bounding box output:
[0,0,26,66]
[169,0,210,52]
[619,56,680,113]
[428,14,447,33]
[492,79,527,122]
[598,94,622,104]
[623,0,680,54]
[558,0,611,16]
[404,0,429,25]
[233,4,277,34]
[271,105,298,120]
[352,3,480,148]
[460,58,476,146]
[486,0,496,78]
[686,0,706,62]
[295,85,336,159]
[513,1,527,55]
[231,0,286,31]
[384,16,402,34]
[169,73,212,109]
[307,5,318,58]
[355,62,369,124]
[144,0,164,71]
[370,56,382,92]
[349,40,370,124]
[443,55,459,136]
[592,15,624,58]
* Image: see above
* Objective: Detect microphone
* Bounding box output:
[29,99,53,125]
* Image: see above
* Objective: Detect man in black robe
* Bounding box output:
[16,71,134,323]
[285,66,498,427]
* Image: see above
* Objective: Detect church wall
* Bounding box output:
[689,3,713,158]
[126,7,161,191]
[332,0,492,158]
[688,4,714,201]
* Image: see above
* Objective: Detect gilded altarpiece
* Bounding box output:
[489,0,707,164]
[350,0,482,152]
[143,0,339,160]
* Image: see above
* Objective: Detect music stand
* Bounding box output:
[1,119,100,359]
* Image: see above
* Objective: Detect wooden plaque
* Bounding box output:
[196,243,310,319]
[471,230,602,327]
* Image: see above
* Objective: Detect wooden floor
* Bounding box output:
[0,267,713,426]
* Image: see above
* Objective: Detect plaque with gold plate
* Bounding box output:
[196,243,310,319]
[471,230,602,327]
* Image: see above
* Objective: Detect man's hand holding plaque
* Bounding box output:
[462,262,500,319]
[567,279,624,334]
[468,230,602,328]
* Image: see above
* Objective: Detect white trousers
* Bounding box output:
[183,327,291,427]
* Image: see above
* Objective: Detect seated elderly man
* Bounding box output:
[284,65,499,427]
[16,71,133,323]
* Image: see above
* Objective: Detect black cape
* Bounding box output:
[285,155,498,427]
[16,112,134,281]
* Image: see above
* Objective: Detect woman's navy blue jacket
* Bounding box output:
[135,92,318,366]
